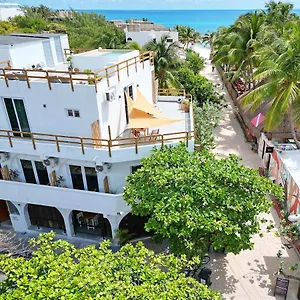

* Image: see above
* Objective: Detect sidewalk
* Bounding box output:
[196,47,300,300]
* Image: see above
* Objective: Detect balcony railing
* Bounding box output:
[0,51,154,92]
[0,128,194,157]
[158,88,192,102]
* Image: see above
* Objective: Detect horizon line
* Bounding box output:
[53,8,300,11]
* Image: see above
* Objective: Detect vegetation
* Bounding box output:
[175,25,201,48]
[0,232,221,299]
[212,1,300,145]
[1,6,125,49]
[184,51,205,74]
[124,144,283,258]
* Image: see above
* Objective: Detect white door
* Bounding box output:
[42,40,54,67]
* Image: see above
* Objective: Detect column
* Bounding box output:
[58,208,74,237]
[106,214,123,241]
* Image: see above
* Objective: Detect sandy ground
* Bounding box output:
[193,46,300,300]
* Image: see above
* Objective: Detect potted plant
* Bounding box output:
[84,69,94,85]
[114,229,134,246]
[67,56,73,72]
[54,175,65,187]
[181,100,190,113]
[9,169,19,181]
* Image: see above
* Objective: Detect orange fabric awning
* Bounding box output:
[125,92,181,129]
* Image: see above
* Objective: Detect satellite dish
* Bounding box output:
[288,214,300,223]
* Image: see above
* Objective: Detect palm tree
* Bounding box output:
[242,23,300,148]
[202,31,215,48]
[144,36,181,88]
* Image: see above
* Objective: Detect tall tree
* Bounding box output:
[124,144,282,258]
[144,36,180,88]
[0,233,221,299]
[242,23,300,148]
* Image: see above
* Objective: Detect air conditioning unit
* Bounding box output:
[95,162,112,173]
[105,91,116,102]
[0,152,10,163]
[42,157,59,168]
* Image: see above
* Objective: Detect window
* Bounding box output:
[4,98,30,136]
[66,109,80,118]
[105,92,110,101]
[69,165,99,192]
[167,38,173,43]
[131,165,142,174]
[20,160,49,185]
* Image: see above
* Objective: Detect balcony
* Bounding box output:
[0,179,129,216]
[0,51,154,93]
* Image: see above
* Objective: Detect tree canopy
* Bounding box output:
[124,144,283,258]
[0,232,221,299]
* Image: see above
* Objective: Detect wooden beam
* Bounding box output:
[103,176,110,194]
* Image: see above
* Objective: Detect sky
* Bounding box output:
[14,0,300,10]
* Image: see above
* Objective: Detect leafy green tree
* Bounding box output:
[175,25,200,48]
[124,144,283,258]
[194,102,223,150]
[242,23,300,148]
[144,35,181,88]
[184,51,205,74]
[0,232,221,299]
[202,31,215,48]
[177,67,218,105]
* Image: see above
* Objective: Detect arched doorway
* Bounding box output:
[28,204,65,232]
[72,211,112,238]
[119,213,150,238]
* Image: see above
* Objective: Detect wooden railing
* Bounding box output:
[158,88,192,102]
[0,129,194,158]
[0,51,154,92]
[64,48,92,56]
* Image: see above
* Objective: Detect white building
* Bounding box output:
[110,20,179,47]
[0,3,23,21]
[0,34,194,242]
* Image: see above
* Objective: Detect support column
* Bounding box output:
[58,208,74,237]
[9,202,30,233]
[106,214,123,240]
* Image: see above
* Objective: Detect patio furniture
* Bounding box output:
[274,277,289,299]
[76,212,84,227]
[149,129,160,141]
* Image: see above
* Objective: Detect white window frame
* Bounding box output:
[3,97,32,136]
[124,84,134,100]
[66,109,81,118]
[19,159,51,185]
[68,165,99,191]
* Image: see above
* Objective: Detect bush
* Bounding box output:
[184,51,205,74]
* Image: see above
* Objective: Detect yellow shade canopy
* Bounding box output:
[125,91,181,129]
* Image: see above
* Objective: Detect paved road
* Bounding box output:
[196,47,300,300]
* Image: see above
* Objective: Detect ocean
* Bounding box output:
[80,9,300,33]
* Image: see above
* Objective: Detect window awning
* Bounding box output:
[125,90,181,129]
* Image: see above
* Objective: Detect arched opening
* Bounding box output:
[119,213,150,238]
[127,37,133,42]
[72,211,112,238]
[28,204,65,233]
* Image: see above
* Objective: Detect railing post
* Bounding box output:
[126,61,129,76]
[94,73,98,93]
[31,133,36,150]
[117,64,120,81]
[55,136,60,152]
[7,131,12,147]
[108,125,112,157]
[186,132,189,147]
[106,68,110,88]
[80,138,85,154]
[46,71,52,90]
[69,72,74,92]
[3,69,8,87]
[135,57,137,72]
[135,137,138,154]
[25,70,30,89]
[7,60,11,69]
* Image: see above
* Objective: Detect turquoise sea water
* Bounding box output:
[80,9,300,33]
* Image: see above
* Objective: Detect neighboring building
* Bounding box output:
[0,34,194,241]
[0,3,23,21]
[110,19,179,47]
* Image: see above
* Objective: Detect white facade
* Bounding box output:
[0,34,69,69]
[125,31,179,47]
[0,35,194,242]
[0,3,23,21]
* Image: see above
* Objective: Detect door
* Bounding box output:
[54,36,63,63]
[43,40,54,67]
[21,159,36,184]
[70,165,84,190]
[20,160,49,185]
[4,98,30,136]
[124,84,133,125]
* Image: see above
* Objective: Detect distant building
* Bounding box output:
[110,19,179,47]
[0,2,23,21]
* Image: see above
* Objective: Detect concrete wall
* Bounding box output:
[125,31,178,47]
